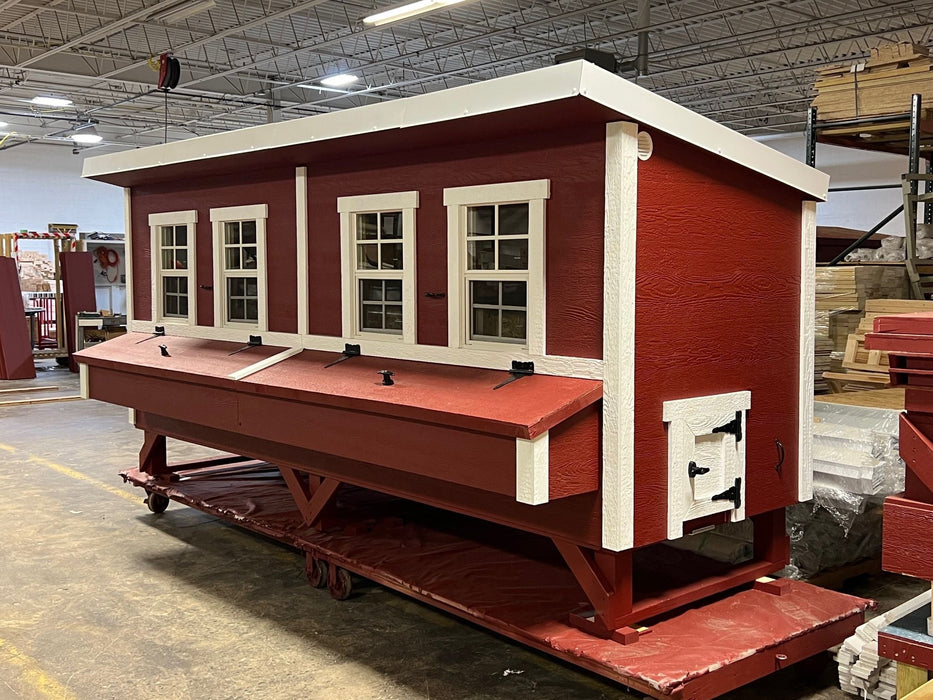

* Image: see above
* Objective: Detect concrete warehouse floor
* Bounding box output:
[0,363,927,700]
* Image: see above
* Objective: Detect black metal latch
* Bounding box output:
[712,411,743,442]
[228,335,263,356]
[493,360,535,390]
[711,477,742,509]
[324,343,361,368]
[688,461,710,478]
[135,325,166,344]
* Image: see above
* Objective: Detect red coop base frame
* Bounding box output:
[123,456,869,700]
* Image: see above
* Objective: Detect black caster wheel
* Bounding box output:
[145,491,169,514]
[306,557,328,589]
[328,567,353,601]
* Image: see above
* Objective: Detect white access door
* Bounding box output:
[663,391,751,540]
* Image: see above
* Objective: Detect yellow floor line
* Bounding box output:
[25,455,142,505]
[0,636,75,699]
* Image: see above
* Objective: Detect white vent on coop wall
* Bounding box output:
[663,390,751,540]
[637,131,653,161]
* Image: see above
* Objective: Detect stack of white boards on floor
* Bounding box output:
[836,589,932,699]
[813,392,904,496]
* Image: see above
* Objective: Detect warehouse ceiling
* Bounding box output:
[0,0,931,153]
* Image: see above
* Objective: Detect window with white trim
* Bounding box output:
[149,210,197,324]
[444,180,549,353]
[338,191,418,343]
[210,204,268,330]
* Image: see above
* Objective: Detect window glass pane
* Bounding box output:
[245,277,258,297]
[380,243,403,270]
[357,213,378,240]
[161,250,175,271]
[498,203,529,236]
[381,212,403,239]
[384,305,403,331]
[165,294,178,316]
[471,280,499,306]
[498,239,528,270]
[361,304,383,330]
[175,249,188,270]
[163,276,177,294]
[178,277,188,293]
[179,296,189,316]
[161,227,173,247]
[472,308,499,338]
[467,206,494,236]
[361,279,383,301]
[228,298,245,321]
[502,281,527,307]
[501,310,527,340]
[357,243,377,270]
[227,277,244,297]
[241,220,257,244]
[224,221,240,244]
[242,247,257,270]
[225,247,241,270]
[467,240,495,271]
[175,225,187,247]
[245,299,258,321]
[384,279,402,302]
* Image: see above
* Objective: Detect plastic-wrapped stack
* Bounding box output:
[836,590,931,699]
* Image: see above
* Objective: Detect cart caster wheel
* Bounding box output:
[328,567,352,601]
[306,557,328,589]
[145,491,169,514]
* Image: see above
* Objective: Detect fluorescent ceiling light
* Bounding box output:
[363,0,468,26]
[72,124,102,144]
[320,73,359,88]
[152,0,215,24]
[31,96,72,107]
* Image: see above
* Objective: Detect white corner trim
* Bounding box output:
[128,407,136,425]
[601,121,639,553]
[79,362,89,399]
[337,190,419,213]
[516,432,549,505]
[228,346,304,381]
[443,179,550,206]
[662,390,752,423]
[148,209,198,226]
[123,188,134,325]
[799,201,817,502]
[209,203,268,222]
[296,167,309,336]
[126,319,604,379]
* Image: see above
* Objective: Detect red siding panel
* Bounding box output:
[632,129,804,546]
[131,167,297,332]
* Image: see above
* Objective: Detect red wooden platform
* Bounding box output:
[122,462,870,699]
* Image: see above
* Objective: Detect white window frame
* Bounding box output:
[337,191,418,344]
[149,210,198,326]
[210,204,269,331]
[444,180,549,355]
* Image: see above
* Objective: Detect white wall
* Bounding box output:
[0,143,124,234]
[758,133,909,236]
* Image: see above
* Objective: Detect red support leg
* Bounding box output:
[279,466,340,528]
[139,431,168,476]
[752,508,790,566]
[553,539,633,638]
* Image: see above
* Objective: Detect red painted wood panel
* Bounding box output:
[60,252,97,372]
[0,257,35,379]
[137,410,605,547]
[632,128,805,546]
[883,495,933,579]
[304,124,607,355]
[130,166,297,332]
[549,402,601,499]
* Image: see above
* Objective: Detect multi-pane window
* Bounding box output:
[149,210,197,324]
[338,192,418,343]
[222,220,259,324]
[466,203,529,343]
[355,211,403,334]
[443,180,549,353]
[210,204,268,331]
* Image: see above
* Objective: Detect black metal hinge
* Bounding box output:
[711,477,742,509]
[228,335,263,356]
[324,343,362,368]
[688,461,710,478]
[493,360,535,390]
[712,411,743,442]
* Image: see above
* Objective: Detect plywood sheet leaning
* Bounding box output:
[0,257,35,380]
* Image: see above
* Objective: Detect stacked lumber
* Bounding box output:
[812,42,933,120]
[816,267,909,392]
[836,589,932,699]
